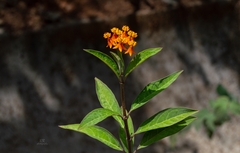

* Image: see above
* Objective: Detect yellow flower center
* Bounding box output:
[103,32,111,39]
[122,25,130,32]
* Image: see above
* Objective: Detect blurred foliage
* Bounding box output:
[193,84,240,138]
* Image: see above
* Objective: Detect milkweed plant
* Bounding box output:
[59,25,198,153]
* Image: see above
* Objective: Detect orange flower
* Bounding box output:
[125,46,134,56]
[125,40,137,56]
[103,25,137,56]
[103,32,112,48]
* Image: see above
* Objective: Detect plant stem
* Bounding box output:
[120,74,132,153]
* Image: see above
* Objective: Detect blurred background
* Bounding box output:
[0,0,240,153]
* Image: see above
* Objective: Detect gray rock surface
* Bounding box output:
[0,2,240,153]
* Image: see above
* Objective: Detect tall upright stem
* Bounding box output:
[119,74,132,153]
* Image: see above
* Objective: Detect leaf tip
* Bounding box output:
[83,49,89,52]
[157,47,163,50]
[154,47,163,53]
[176,70,184,76]
[58,125,65,129]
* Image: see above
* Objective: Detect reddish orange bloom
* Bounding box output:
[125,40,137,56]
[103,32,112,48]
[103,25,137,56]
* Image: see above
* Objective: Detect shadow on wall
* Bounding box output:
[0,2,240,153]
[0,20,160,153]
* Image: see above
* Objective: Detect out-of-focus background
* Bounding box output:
[0,0,240,153]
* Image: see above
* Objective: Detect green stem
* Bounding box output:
[120,74,132,153]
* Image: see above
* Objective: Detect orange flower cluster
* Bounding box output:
[103,25,137,56]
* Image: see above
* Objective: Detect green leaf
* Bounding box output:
[59,124,123,151]
[128,115,135,139]
[95,78,124,128]
[229,102,240,114]
[135,108,198,134]
[119,127,128,153]
[205,114,216,132]
[130,70,183,112]
[79,108,119,129]
[84,49,120,79]
[119,116,134,153]
[194,109,216,138]
[128,115,135,151]
[110,51,124,74]
[210,97,231,122]
[95,78,121,114]
[210,96,229,113]
[125,47,162,77]
[216,84,238,102]
[193,109,212,130]
[138,116,196,150]
[210,96,240,116]
[115,115,125,129]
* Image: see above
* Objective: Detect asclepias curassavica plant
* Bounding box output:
[59,25,198,153]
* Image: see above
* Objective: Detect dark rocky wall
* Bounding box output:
[0,2,240,153]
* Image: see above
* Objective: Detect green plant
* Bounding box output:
[59,25,198,153]
[193,84,240,138]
